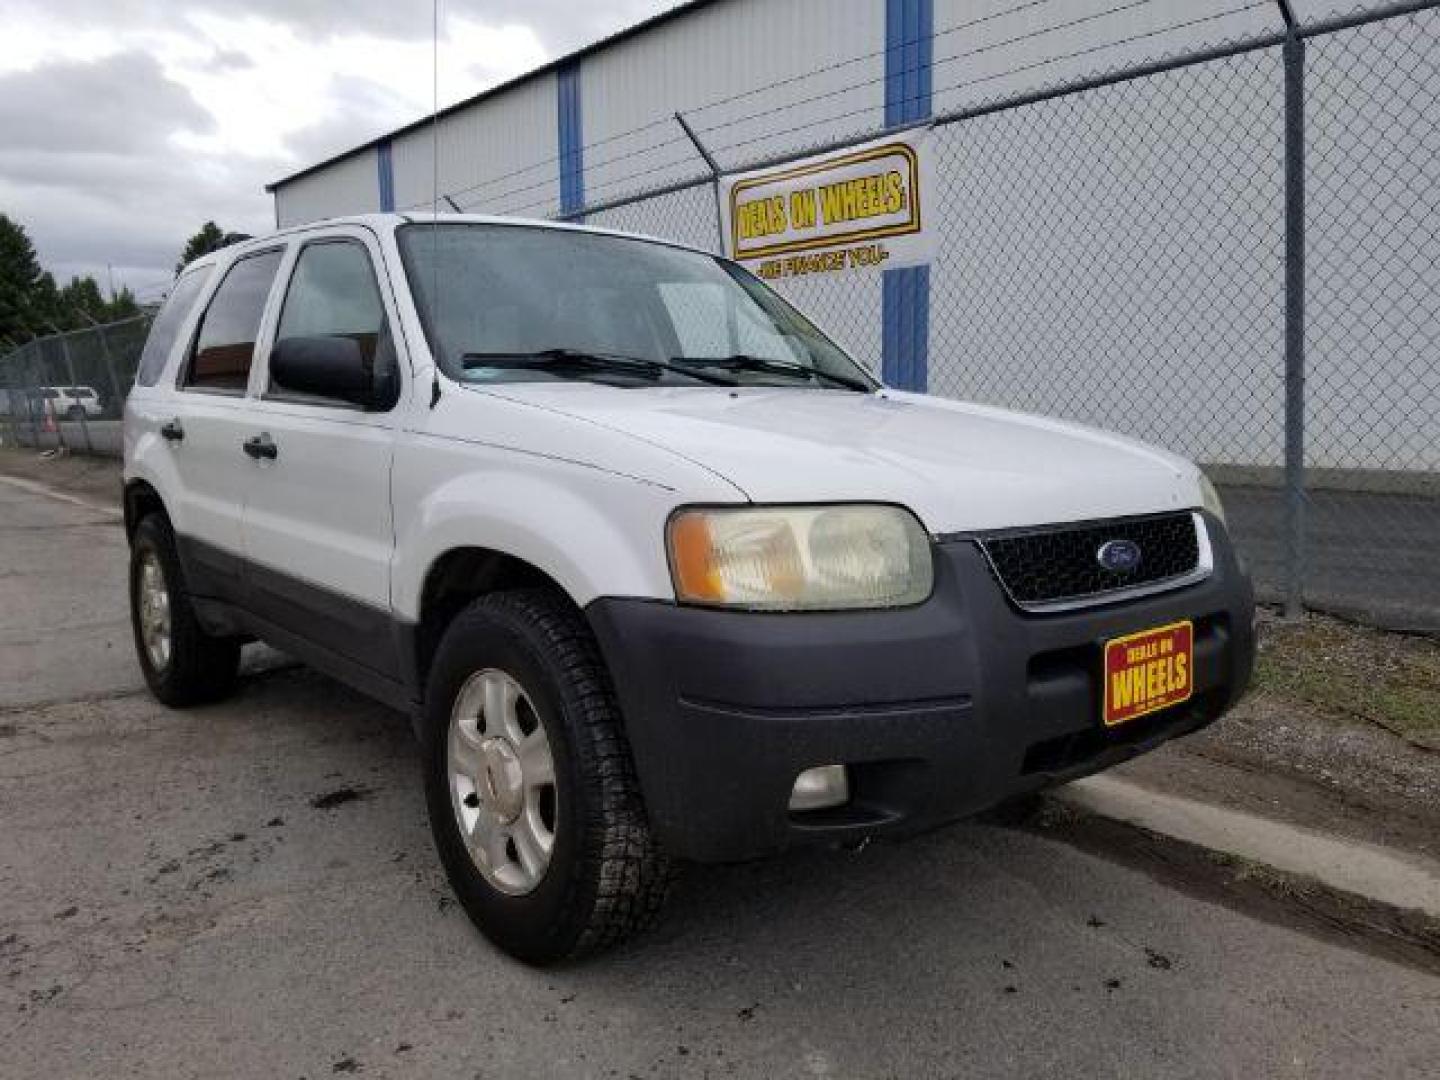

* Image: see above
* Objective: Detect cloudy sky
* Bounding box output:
[0,0,675,303]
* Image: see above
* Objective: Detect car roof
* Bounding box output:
[186,213,722,274]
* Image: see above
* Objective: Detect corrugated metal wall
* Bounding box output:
[391,74,559,216]
[274,149,379,228]
[928,0,1278,114]
[262,0,1437,473]
[580,0,885,201]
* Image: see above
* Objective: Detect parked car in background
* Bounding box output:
[33,385,104,419]
[121,214,1255,964]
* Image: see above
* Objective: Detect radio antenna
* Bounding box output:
[429,0,442,408]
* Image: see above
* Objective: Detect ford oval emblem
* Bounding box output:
[1097,539,1143,574]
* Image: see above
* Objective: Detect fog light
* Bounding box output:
[789,765,850,811]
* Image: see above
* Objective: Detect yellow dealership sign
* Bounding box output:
[720,130,933,280]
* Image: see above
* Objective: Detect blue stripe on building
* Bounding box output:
[557,61,585,219]
[882,0,933,391]
[884,0,933,127]
[376,140,394,212]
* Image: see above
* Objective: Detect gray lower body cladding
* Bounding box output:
[585,513,1254,863]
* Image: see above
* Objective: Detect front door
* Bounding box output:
[240,230,406,679]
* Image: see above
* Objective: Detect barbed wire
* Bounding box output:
[413,0,1084,212]
[488,0,1275,221]
[702,0,1272,161]
[440,0,1275,219]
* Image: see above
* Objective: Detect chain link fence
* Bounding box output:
[0,315,151,457]
[571,2,1440,632]
[2,2,1435,631]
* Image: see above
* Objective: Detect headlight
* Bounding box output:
[1198,473,1227,525]
[667,504,933,610]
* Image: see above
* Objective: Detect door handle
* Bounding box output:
[160,419,184,442]
[242,432,278,461]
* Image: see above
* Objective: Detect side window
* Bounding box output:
[271,241,390,406]
[184,250,283,393]
[136,268,212,386]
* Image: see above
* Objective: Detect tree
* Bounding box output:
[176,221,250,273]
[60,275,109,324]
[0,213,151,348]
[0,213,46,344]
[109,286,139,320]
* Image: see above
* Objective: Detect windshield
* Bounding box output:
[396,222,877,390]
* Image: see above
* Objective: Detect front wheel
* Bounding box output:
[423,589,670,964]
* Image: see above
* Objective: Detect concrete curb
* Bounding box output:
[1057,774,1440,918]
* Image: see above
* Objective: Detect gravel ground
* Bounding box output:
[1119,610,1440,862]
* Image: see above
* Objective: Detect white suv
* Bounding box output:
[38,385,104,419]
[123,215,1253,963]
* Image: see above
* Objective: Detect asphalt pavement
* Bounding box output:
[1,474,1439,1079]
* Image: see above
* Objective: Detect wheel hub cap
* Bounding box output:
[137,552,171,671]
[477,736,524,823]
[447,668,557,896]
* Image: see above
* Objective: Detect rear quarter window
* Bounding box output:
[135,268,213,387]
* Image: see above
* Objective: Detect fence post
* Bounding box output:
[24,345,41,449]
[57,331,94,455]
[674,111,727,254]
[1280,2,1307,618]
[96,323,127,423]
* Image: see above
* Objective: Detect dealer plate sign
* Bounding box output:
[1102,621,1194,727]
[719,130,934,281]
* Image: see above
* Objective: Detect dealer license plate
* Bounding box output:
[1102,620,1194,727]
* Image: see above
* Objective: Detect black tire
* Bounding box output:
[128,514,240,706]
[422,589,670,964]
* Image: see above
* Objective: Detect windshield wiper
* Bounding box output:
[461,348,738,386]
[672,353,875,392]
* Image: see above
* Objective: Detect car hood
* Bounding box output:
[478,384,1204,534]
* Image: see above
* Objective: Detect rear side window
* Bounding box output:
[183,250,283,393]
[135,268,211,387]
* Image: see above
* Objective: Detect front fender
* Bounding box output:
[390,437,735,620]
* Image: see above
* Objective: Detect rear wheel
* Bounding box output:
[423,589,670,963]
[129,515,240,706]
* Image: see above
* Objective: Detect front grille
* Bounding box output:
[977,512,1201,609]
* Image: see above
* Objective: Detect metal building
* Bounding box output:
[265,0,1440,483]
[266,0,1278,230]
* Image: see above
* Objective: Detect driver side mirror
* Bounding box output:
[269,335,397,411]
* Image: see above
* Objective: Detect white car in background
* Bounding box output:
[39,385,104,419]
[122,214,1255,964]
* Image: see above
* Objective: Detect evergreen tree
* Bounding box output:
[176,221,249,273]
[0,213,46,343]
[1,213,160,349]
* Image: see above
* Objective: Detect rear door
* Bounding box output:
[165,248,287,602]
[240,228,406,678]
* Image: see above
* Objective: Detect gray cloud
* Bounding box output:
[9,0,682,47]
[281,75,420,163]
[0,52,213,155]
[0,49,272,293]
[197,0,688,50]
[211,48,255,71]
[1,0,676,298]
